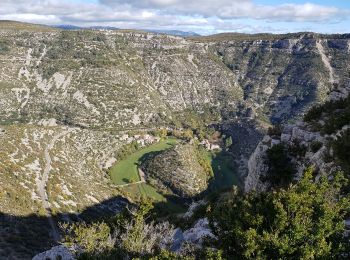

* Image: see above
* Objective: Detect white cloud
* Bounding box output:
[0,0,349,33]
[101,0,347,21]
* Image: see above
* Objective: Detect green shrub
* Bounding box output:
[224,136,233,149]
[211,168,350,259]
[304,95,350,135]
[116,141,140,160]
[288,139,307,158]
[62,222,113,254]
[267,124,282,137]
[196,146,214,178]
[0,40,10,53]
[304,105,324,122]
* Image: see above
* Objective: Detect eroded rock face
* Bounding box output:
[245,81,350,192]
[245,121,329,192]
[1,28,349,129]
[245,138,270,192]
[182,218,215,244]
[142,144,209,198]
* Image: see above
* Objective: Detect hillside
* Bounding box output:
[142,143,211,198]
[1,24,349,129]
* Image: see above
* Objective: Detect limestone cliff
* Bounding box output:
[245,79,350,192]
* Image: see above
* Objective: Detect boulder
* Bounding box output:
[182,218,215,245]
[32,245,74,260]
[271,139,281,146]
[281,133,291,143]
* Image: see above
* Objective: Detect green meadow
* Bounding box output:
[110,138,178,185]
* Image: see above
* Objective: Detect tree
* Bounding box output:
[210,167,350,259]
[62,200,177,259]
[157,128,168,139]
[224,136,233,150]
[62,221,113,255]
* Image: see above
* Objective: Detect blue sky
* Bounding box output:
[1,0,349,34]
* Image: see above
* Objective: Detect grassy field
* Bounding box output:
[110,137,238,209]
[110,138,179,202]
[110,138,178,185]
[121,183,165,201]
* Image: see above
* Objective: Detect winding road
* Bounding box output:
[36,130,71,241]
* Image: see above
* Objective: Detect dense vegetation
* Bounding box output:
[332,129,350,172]
[304,95,350,134]
[63,168,350,259]
[210,167,350,259]
[63,200,222,259]
[267,124,282,138]
[0,39,10,53]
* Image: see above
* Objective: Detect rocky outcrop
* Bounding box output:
[171,218,215,252]
[245,80,350,192]
[245,136,271,192]
[32,245,74,260]
[245,120,330,192]
[214,33,350,123]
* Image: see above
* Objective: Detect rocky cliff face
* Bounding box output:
[212,33,350,123]
[0,26,243,129]
[1,25,349,129]
[245,80,350,192]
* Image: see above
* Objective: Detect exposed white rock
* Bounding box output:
[38,118,58,126]
[316,40,337,84]
[73,90,100,115]
[183,200,206,219]
[132,114,141,125]
[271,139,280,145]
[262,135,271,143]
[264,87,273,95]
[245,141,270,192]
[103,157,117,169]
[32,245,75,260]
[281,133,291,143]
[199,139,222,151]
[182,218,215,245]
[245,116,334,192]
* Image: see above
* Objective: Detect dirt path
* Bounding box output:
[117,180,145,187]
[36,130,71,241]
[138,168,146,182]
[116,167,146,187]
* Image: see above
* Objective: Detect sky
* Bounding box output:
[0,0,349,35]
